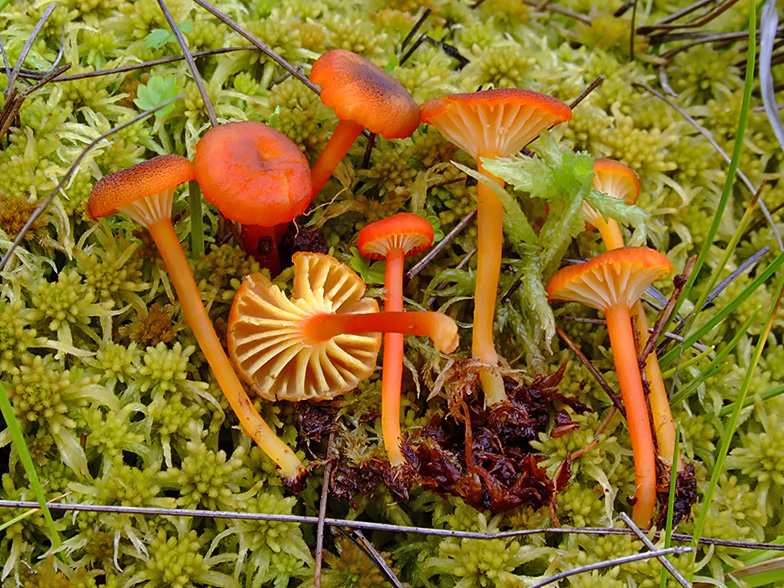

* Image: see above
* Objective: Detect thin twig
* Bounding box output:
[314,433,336,588]
[157,0,218,127]
[406,208,477,280]
[527,547,694,588]
[556,326,626,416]
[619,513,692,588]
[0,97,182,273]
[639,256,694,367]
[351,530,408,588]
[522,0,592,23]
[191,0,321,94]
[4,3,56,99]
[400,8,431,51]
[361,133,376,169]
[569,75,605,109]
[634,81,784,251]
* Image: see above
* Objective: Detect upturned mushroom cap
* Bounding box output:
[420,88,572,160]
[88,154,195,220]
[228,252,381,402]
[357,213,435,260]
[546,247,671,311]
[310,50,420,139]
[194,121,313,227]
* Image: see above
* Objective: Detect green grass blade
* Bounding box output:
[0,506,40,533]
[659,251,784,368]
[719,383,784,417]
[189,180,205,257]
[659,426,681,588]
[0,382,61,548]
[660,346,714,380]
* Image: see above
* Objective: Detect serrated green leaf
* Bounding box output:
[133,76,180,118]
[142,29,173,50]
[349,247,386,284]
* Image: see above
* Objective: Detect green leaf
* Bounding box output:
[415,209,444,242]
[141,23,192,49]
[134,76,180,118]
[349,247,386,284]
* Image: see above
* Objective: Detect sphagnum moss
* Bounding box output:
[0,0,782,586]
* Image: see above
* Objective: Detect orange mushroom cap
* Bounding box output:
[592,159,641,205]
[88,154,195,220]
[357,213,435,260]
[547,247,671,311]
[194,121,313,227]
[420,88,572,160]
[310,50,420,139]
[228,252,381,402]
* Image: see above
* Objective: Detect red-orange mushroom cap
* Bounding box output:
[88,154,195,221]
[357,213,435,260]
[420,88,572,159]
[194,121,313,227]
[310,50,420,139]
[546,247,671,311]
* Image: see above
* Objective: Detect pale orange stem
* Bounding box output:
[605,303,657,528]
[302,310,458,354]
[596,217,626,251]
[310,118,364,198]
[474,163,506,405]
[146,218,304,482]
[382,249,406,467]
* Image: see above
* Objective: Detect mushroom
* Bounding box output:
[357,212,435,467]
[420,88,572,405]
[88,154,305,484]
[588,160,679,469]
[228,252,458,403]
[546,246,672,528]
[309,49,420,197]
[194,121,313,275]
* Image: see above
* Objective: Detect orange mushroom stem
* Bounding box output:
[421,89,572,405]
[547,247,672,528]
[301,310,458,354]
[309,50,420,197]
[88,154,305,484]
[589,159,680,469]
[358,213,435,467]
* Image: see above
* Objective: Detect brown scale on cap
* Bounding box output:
[311,49,420,139]
[89,154,195,220]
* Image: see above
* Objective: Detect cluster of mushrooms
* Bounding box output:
[88,49,684,528]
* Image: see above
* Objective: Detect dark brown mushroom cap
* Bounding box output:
[194,121,313,227]
[357,212,435,260]
[420,88,572,159]
[88,154,195,219]
[310,50,420,139]
[546,247,672,311]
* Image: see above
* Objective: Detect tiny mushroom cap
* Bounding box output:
[592,158,641,205]
[228,252,382,402]
[194,121,313,227]
[357,212,435,260]
[311,49,420,139]
[546,247,671,310]
[88,154,195,223]
[419,88,573,160]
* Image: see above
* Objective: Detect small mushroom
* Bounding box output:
[194,121,313,275]
[88,154,305,484]
[421,88,572,405]
[228,252,458,403]
[546,246,672,528]
[357,213,435,467]
[309,50,420,197]
[588,159,680,470]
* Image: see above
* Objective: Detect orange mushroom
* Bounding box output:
[194,121,313,275]
[588,159,680,470]
[88,154,305,484]
[357,213,435,467]
[546,246,672,528]
[421,88,572,405]
[309,50,420,197]
[228,252,458,404]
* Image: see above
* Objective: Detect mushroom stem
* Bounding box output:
[605,302,657,528]
[473,169,506,405]
[383,248,406,467]
[146,217,305,482]
[241,223,287,277]
[302,310,458,354]
[310,118,365,197]
[596,217,626,251]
